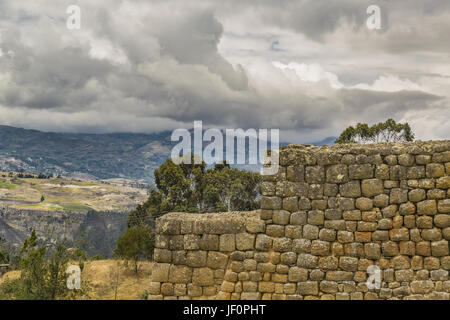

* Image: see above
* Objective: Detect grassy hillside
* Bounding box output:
[0,125,173,183]
[0,172,147,213]
[0,260,153,300]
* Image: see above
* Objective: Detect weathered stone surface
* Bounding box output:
[409,189,426,202]
[261,196,282,210]
[340,180,361,198]
[431,240,449,257]
[153,141,450,300]
[438,199,450,214]
[422,228,442,241]
[435,214,450,228]
[326,164,348,183]
[199,234,219,251]
[246,219,266,233]
[361,179,384,197]
[308,210,324,226]
[287,165,304,182]
[285,225,302,239]
[219,234,235,252]
[311,240,330,256]
[169,265,193,284]
[382,241,399,257]
[305,166,325,183]
[273,237,292,252]
[288,267,308,282]
[390,188,408,204]
[349,164,374,179]
[192,268,214,286]
[297,281,319,295]
[303,224,319,240]
[297,254,319,268]
[273,210,291,225]
[373,194,389,208]
[290,211,307,225]
[410,280,434,294]
[207,252,229,269]
[152,263,171,282]
[399,202,416,215]
[292,239,311,253]
[417,200,437,215]
[266,224,285,237]
[186,251,207,267]
[282,197,298,212]
[255,234,271,251]
[426,163,445,178]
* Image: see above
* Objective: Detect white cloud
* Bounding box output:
[0,0,448,142]
[272,61,343,89]
[352,75,424,92]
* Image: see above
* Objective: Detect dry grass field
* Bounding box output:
[0,260,154,300]
[0,172,147,213]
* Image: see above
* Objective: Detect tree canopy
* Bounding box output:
[335,119,414,144]
[127,156,261,228]
[114,226,154,274]
[0,230,83,300]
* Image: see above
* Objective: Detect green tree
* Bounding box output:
[114,226,154,275]
[0,237,10,265]
[335,119,414,144]
[126,156,261,228]
[0,230,81,300]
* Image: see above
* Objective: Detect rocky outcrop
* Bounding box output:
[0,207,127,257]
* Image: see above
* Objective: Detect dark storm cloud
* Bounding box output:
[0,0,448,141]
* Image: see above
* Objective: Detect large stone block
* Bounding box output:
[255,234,272,251]
[417,200,437,215]
[186,251,207,267]
[390,188,408,204]
[340,180,361,198]
[297,253,319,268]
[409,189,426,202]
[426,163,445,178]
[207,251,229,269]
[361,179,384,197]
[349,164,374,179]
[236,233,255,251]
[199,234,219,251]
[410,280,434,294]
[261,196,282,210]
[326,164,348,183]
[431,240,449,257]
[169,265,193,283]
[311,240,330,256]
[152,263,171,282]
[273,210,291,225]
[308,210,324,225]
[438,199,450,214]
[288,267,308,282]
[273,237,292,252]
[192,268,214,286]
[219,234,235,252]
[305,166,325,183]
[297,281,319,295]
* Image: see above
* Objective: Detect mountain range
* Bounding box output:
[0,125,336,183]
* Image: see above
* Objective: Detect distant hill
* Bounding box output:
[0,125,174,183]
[0,125,335,183]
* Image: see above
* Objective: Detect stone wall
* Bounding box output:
[148,140,450,300]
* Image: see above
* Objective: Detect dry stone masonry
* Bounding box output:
[148,140,450,300]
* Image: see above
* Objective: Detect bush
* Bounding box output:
[114,226,153,275]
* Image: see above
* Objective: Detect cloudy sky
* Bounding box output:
[0,0,449,143]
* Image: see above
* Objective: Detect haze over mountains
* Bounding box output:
[0,125,335,183]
